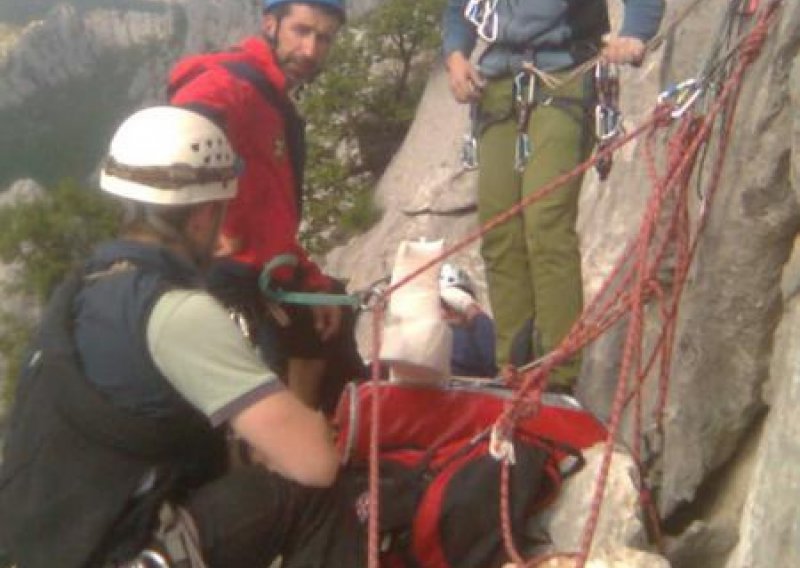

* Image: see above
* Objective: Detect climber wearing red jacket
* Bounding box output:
[168,0,363,413]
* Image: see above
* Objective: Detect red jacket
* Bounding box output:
[168,36,331,291]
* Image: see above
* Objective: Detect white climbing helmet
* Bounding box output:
[100,106,239,205]
[439,263,475,297]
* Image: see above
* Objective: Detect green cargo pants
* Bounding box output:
[477,71,594,387]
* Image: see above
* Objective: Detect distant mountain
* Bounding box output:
[0,0,259,189]
[0,0,172,25]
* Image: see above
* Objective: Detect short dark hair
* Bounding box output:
[264,2,345,24]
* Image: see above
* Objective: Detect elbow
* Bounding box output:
[295,447,341,488]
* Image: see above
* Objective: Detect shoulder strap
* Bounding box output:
[220,60,307,212]
[43,271,215,459]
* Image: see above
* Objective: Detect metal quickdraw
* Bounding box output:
[658,77,704,119]
[594,62,623,181]
[513,71,537,172]
[460,103,480,170]
[353,274,391,312]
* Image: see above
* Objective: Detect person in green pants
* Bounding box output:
[442,0,665,390]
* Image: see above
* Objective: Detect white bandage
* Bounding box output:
[379,240,452,383]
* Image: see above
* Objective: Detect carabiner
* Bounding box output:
[513,72,527,106]
[489,424,516,464]
[464,0,484,24]
[133,550,171,568]
[658,78,704,119]
[595,63,620,109]
[515,133,531,172]
[461,133,479,170]
[465,0,499,43]
[595,104,622,143]
[477,11,499,43]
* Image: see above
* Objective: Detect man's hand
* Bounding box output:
[441,286,482,324]
[601,36,647,66]
[214,232,243,257]
[311,304,342,342]
[445,51,486,104]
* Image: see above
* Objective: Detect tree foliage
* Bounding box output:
[0,180,119,399]
[0,180,119,298]
[299,0,445,253]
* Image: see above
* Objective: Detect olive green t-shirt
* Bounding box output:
[146,290,284,426]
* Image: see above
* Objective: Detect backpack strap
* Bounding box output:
[219,60,306,213]
[43,270,217,459]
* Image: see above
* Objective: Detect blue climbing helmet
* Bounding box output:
[440,263,476,298]
[263,0,346,20]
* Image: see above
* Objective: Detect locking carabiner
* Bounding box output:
[658,78,704,119]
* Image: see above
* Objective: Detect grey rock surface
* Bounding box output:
[327,0,800,565]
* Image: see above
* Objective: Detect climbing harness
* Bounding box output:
[593,63,623,180]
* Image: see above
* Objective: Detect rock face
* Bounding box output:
[327,0,800,566]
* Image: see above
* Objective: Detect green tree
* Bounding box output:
[299,0,445,253]
[0,180,119,400]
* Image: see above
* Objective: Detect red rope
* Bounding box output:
[363,3,782,565]
[492,4,780,566]
[573,6,778,567]
[368,300,386,568]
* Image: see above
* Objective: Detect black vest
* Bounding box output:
[0,241,227,568]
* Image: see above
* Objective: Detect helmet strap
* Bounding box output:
[121,202,196,260]
[144,209,190,249]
